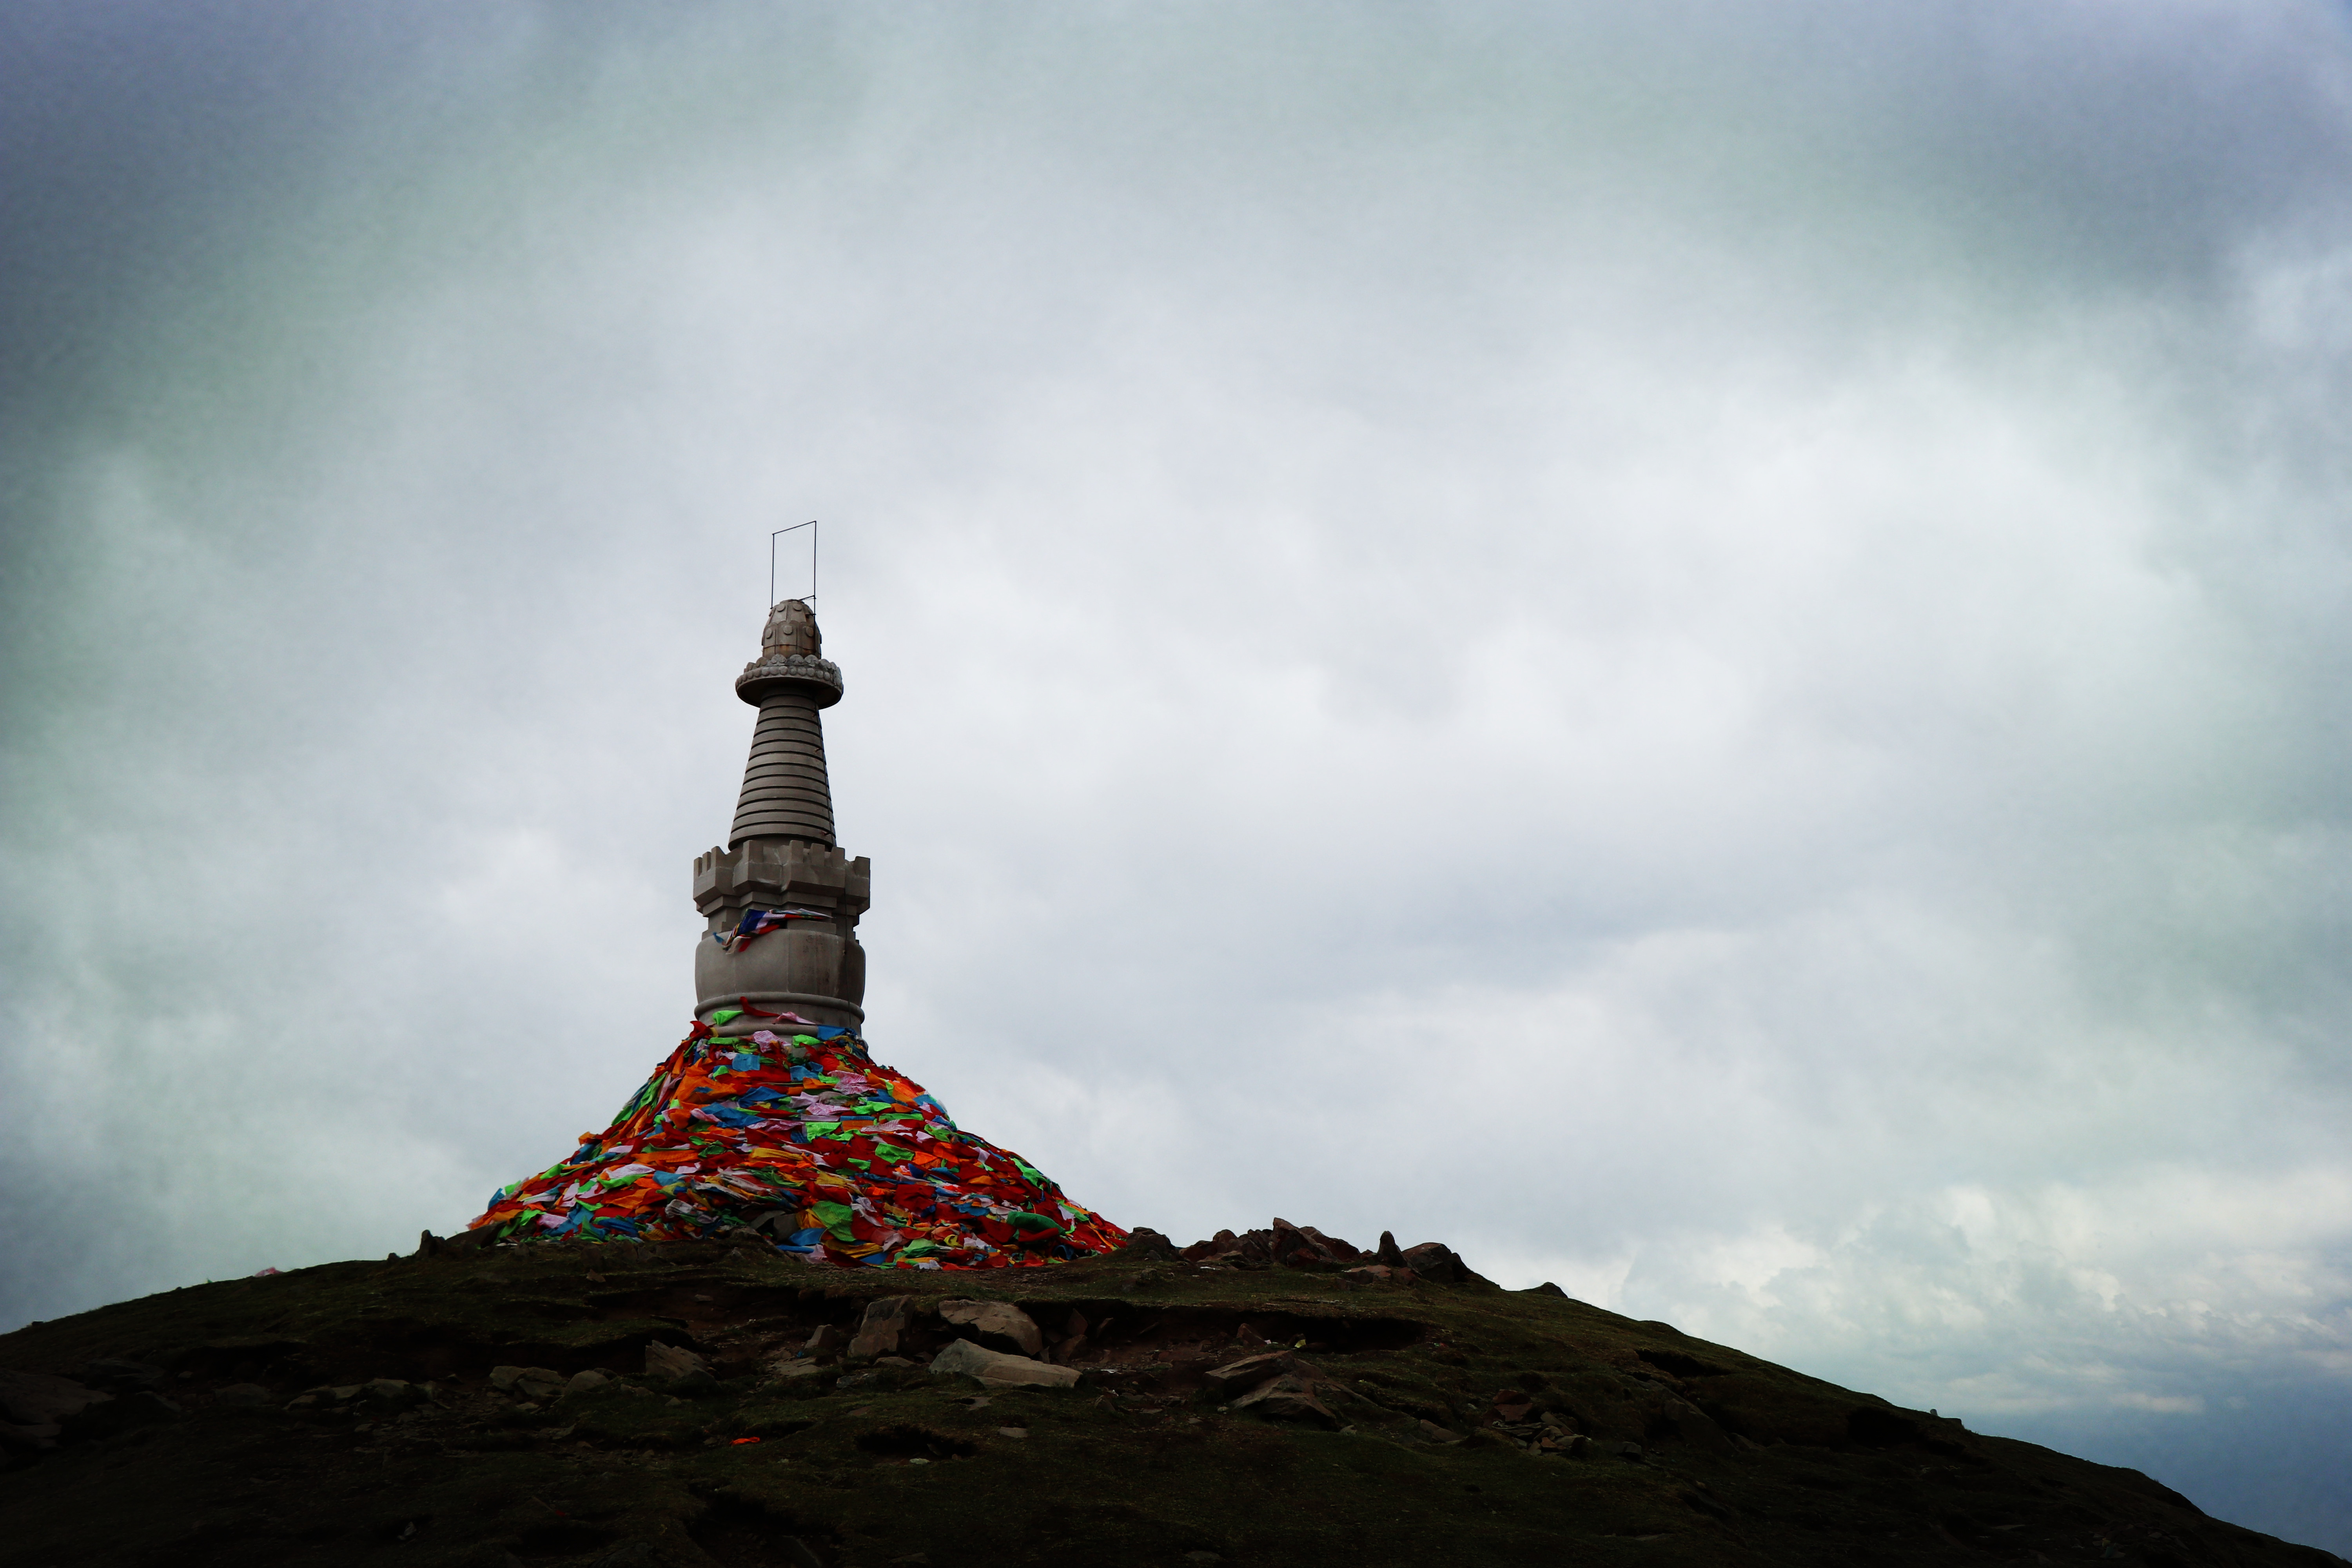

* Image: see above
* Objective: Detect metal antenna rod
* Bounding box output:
[770,520,817,605]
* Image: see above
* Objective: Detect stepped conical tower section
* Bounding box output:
[690,599,871,1033]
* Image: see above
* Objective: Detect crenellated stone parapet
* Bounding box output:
[692,837,871,926]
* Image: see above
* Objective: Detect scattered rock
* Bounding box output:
[0,1369,111,1427]
[62,1389,183,1439]
[1203,1351,1326,1393]
[359,1378,425,1411]
[1181,1229,1243,1261]
[1417,1419,1465,1444]
[642,1343,709,1381]
[1205,1345,1347,1430]
[1397,1242,1474,1285]
[491,1366,568,1402]
[668,1369,721,1399]
[928,1339,1080,1389]
[1117,1226,1181,1261]
[214,1383,273,1407]
[1308,1222,1364,1260]
[75,1358,165,1391]
[1340,1264,1416,1285]
[938,1299,1044,1358]
[0,1419,60,1452]
[1183,1222,1412,1271]
[1377,1230,1406,1267]
[1047,1308,1090,1365]
[1276,1221,1335,1265]
[1228,1373,1339,1428]
[849,1296,923,1361]
[565,1369,613,1397]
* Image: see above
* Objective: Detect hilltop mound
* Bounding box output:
[2,1233,2341,1568]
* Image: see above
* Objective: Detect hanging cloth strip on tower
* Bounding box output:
[711,906,834,951]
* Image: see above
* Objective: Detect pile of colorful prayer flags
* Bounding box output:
[464,1010,1127,1269]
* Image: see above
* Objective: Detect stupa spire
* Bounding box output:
[728,597,838,845]
[690,599,871,1034]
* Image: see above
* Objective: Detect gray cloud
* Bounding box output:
[4,0,2349,1550]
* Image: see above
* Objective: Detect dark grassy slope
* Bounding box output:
[2,1239,2340,1568]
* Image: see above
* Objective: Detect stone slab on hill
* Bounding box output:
[0,1234,2341,1568]
[926,1337,1079,1389]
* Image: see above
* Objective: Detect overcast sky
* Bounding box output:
[4,0,2350,1551]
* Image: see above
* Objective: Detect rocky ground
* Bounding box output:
[2,1225,2341,1568]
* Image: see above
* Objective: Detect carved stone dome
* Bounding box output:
[735,597,842,708]
[759,597,822,659]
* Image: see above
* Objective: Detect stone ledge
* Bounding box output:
[735,653,843,707]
